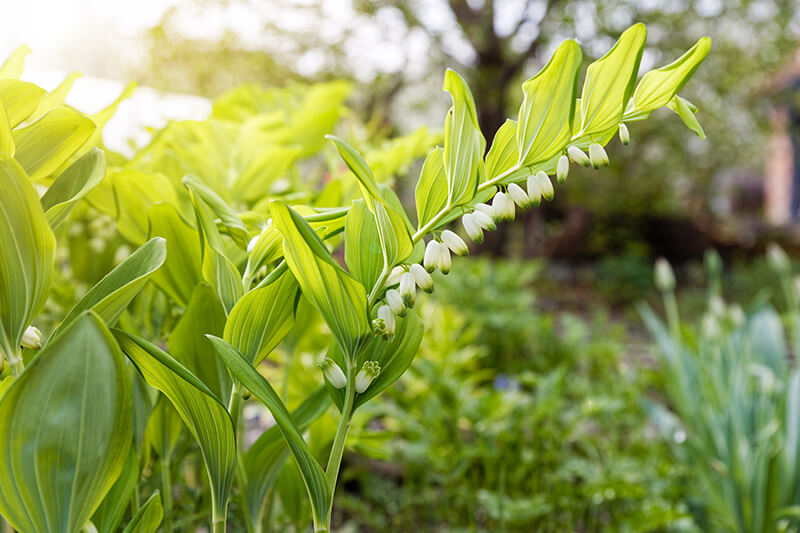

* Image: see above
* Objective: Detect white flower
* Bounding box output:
[654,258,675,292]
[355,361,381,393]
[526,173,542,206]
[588,143,609,169]
[318,357,347,389]
[247,234,260,253]
[424,240,441,272]
[492,191,515,222]
[21,326,42,349]
[557,154,570,184]
[385,265,405,287]
[474,203,494,218]
[508,183,531,209]
[377,304,396,337]
[767,243,790,273]
[618,123,630,145]
[399,271,417,307]
[728,304,745,327]
[437,244,452,274]
[567,145,591,167]
[471,209,496,231]
[441,229,468,256]
[385,289,406,316]
[409,263,434,293]
[536,171,554,201]
[462,213,484,243]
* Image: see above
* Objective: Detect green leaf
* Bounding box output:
[41,147,106,230]
[485,120,518,180]
[168,283,230,400]
[207,336,332,529]
[190,191,244,314]
[121,491,163,533]
[345,199,384,290]
[327,135,413,272]
[54,237,166,339]
[517,39,582,167]
[414,147,448,230]
[146,203,203,307]
[144,396,183,461]
[442,69,486,207]
[114,331,237,521]
[92,447,139,533]
[244,387,329,530]
[0,46,31,79]
[270,200,369,359]
[111,170,180,244]
[0,102,14,159]
[627,37,712,120]
[182,174,249,249]
[575,24,647,143]
[12,107,97,181]
[224,270,298,365]
[325,311,423,410]
[0,80,45,127]
[31,72,81,121]
[667,95,706,138]
[0,312,132,533]
[0,159,55,360]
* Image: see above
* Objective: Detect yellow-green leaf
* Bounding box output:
[41,147,106,230]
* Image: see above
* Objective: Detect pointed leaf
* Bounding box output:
[414,147,448,230]
[183,174,249,249]
[121,491,162,533]
[0,80,45,127]
[667,95,706,138]
[0,312,131,533]
[485,120,518,180]
[207,337,331,528]
[92,447,139,533]
[31,72,81,120]
[147,203,202,306]
[41,147,106,229]
[0,159,55,360]
[0,46,31,79]
[0,102,14,158]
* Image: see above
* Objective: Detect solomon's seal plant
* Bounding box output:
[0,24,710,533]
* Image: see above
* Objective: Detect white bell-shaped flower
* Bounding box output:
[441,229,468,256]
[409,263,434,293]
[462,213,484,243]
[21,326,42,349]
[557,154,570,183]
[318,357,347,389]
[508,183,531,209]
[567,145,591,167]
[424,240,441,273]
[355,361,381,393]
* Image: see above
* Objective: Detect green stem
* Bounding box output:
[662,290,681,344]
[160,458,173,533]
[323,366,357,530]
[211,506,226,533]
[6,348,24,378]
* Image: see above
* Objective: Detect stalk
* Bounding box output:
[160,458,173,533]
[323,365,357,531]
[6,348,24,378]
[211,507,226,533]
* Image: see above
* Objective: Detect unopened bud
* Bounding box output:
[437,244,452,274]
[399,272,417,307]
[21,326,42,349]
[471,209,496,231]
[424,240,441,272]
[355,361,381,393]
[441,229,468,256]
[556,154,570,183]
[377,305,396,338]
[462,213,484,243]
[767,243,791,273]
[654,258,676,292]
[618,123,630,145]
[247,234,260,253]
[508,183,531,209]
[588,143,609,169]
[318,357,347,389]
[537,171,554,201]
[385,265,405,287]
[567,145,591,167]
[385,289,406,317]
[409,263,434,293]
[492,191,515,222]
[526,172,542,206]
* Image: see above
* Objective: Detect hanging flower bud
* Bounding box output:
[474,203,494,218]
[588,143,609,169]
[767,243,791,273]
[355,361,381,393]
[385,265,405,287]
[654,258,676,292]
[247,234,260,254]
[21,326,42,349]
[556,154,570,184]
[399,271,417,307]
[424,240,441,273]
[409,263,434,293]
[508,183,531,209]
[462,213,484,243]
[471,208,496,231]
[385,289,406,316]
[437,244,452,274]
[618,123,630,145]
[318,357,347,389]
[526,172,542,206]
[492,191,515,222]
[378,304,396,338]
[537,171,554,201]
[441,229,469,256]
[567,145,591,167]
